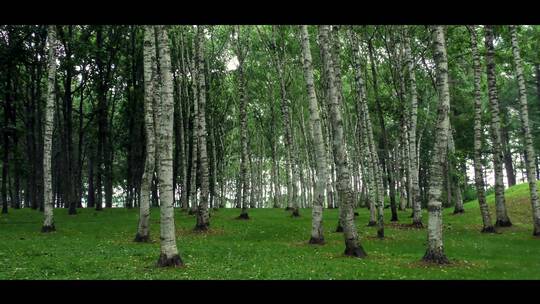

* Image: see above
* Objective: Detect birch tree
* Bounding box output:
[403,26,423,227]
[319,25,367,257]
[484,25,512,227]
[509,25,540,236]
[195,25,210,231]
[134,25,158,242]
[423,25,450,264]
[236,25,250,220]
[42,25,57,232]
[155,25,182,267]
[300,25,327,244]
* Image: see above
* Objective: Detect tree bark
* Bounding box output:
[155,25,183,267]
[484,25,512,227]
[422,25,450,264]
[300,25,327,244]
[135,25,158,243]
[319,25,367,257]
[404,26,423,227]
[509,25,540,236]
[236,26,250,220]
[195,25,210,231]
[41,25,58,232]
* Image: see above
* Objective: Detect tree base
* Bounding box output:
[481,226,497,234]
[411,220,424,228]
[68,209,77,215]
[534,226,540,237]
[291,210,301,217]
[377,229,384,239]
[194,223,209,232]
[41,225,56,233]
[156,254,183,267]
[236,213,250,220]
[188,209,197,216]
[354,212,359,216]
[422,249,450,264]
[284,207,293,211]
[367,221,376,227]
[308,237,325,245]
[344,244,367,258]
[390,215,398,222]
[335,224,343,232]
[495,219,512,227]
[452,209,464,215]
[134,233,150,242]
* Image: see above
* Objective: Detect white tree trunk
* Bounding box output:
[155,25,182,267]
[404,26,423,227]
[319,25,367,257]
[509,25,540,236]
[135,25,158,242]
[42,25,57,232]
[300,25,327,244]
[195,25,210,231]
[423,25,450,264]
[484,25,512,227]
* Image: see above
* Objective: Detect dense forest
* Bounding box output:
[1,25,540,268]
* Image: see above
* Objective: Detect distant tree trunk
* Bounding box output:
[484,25,512,227]
[509,25,540,236]
[300,25,327,244]
[135,25,158,243]
[87,151,95,208]
[501,117,516,187]
[423,25,450,264]
[367,38,398,223]
[469,27,495,232]
[319,25,367,257]
[155,25,183,267]
[404,26,423,227]
[349,28,382,232]
[236,26,250,220]
[195,25,210,231]
[42,25,58,231]
[448,128,464,214]
[188,29,199,216]
[272,26,300,217]
[178,30,189,211]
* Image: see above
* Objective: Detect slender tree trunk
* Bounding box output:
[272,26,300,217]
[319,25,367,257]
[422,25,450,264]
[404,26,423,227]
[195,25,210,231]
[41,25,58,232]
[367,38,398,223]
[510,25,540,236]
[188,30,199,216]
[469,32,496,231]
[448,128,464,214]
[236,26,250,220]
[155,25,183,267]
[501,117,516,187]
[349,28,382,232]
[300,25,327,244]
[485,25,512,227]
[135,25,158,243]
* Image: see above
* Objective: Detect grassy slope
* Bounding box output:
[1,182,539,279]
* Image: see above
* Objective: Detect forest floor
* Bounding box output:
[1,182,540,279]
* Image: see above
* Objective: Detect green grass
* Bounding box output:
[1,182,539,279]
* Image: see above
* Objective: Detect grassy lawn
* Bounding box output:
[1,182,539,279]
